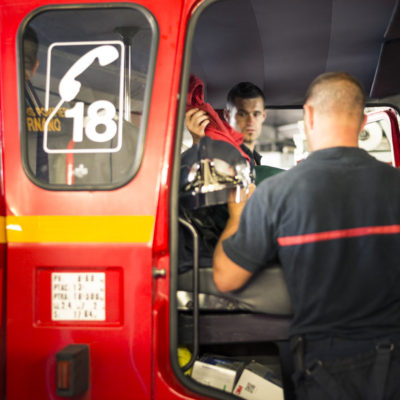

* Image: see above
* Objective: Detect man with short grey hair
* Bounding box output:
[213,72,400,399]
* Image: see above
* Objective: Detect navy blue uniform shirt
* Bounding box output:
[223,147,400,338]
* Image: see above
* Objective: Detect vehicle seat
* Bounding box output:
[178,138,291,316]
[177,265,292,315]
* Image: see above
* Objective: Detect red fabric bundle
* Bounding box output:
[186,75,250,161]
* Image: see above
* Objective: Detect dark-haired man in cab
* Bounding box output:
[185,81,267,167]
[213,72,400,399]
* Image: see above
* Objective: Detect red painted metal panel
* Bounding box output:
[7,244,154,399]
[0,0,200,399]
[0,36,7,398]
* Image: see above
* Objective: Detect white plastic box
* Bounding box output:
[191,360,237,392]
[233,362,284,400]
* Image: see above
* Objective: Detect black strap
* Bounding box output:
[367,341,394,400]
[305,360,353,400]
[290,335,305,372]
[301,339,394,400]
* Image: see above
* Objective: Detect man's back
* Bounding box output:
[252,146,400,337]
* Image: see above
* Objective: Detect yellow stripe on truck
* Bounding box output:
[0,216,5,243]
[5,215,155,243]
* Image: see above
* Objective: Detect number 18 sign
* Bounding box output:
[44,41,125,154]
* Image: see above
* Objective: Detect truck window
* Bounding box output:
[258,107,400,170]
[20,6,157,189]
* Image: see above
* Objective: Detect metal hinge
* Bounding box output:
[152,267,166,278]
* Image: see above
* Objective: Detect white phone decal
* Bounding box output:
[58,45,118,102]
[44,41,125,154]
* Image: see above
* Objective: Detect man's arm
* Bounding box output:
[213,187,254,293]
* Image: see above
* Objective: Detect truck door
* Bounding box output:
[0,1,185,399]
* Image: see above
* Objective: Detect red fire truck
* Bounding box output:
[1,0,400,399]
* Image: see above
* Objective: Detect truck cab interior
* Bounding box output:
[171,0,400,398]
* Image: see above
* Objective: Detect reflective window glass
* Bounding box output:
[21,6,157,188]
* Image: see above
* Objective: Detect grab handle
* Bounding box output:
[178,217,199,372]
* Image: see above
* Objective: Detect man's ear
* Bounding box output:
[262,108,267,123]
[359,114,367,132]
[32,59,39,77]
[303,104,314,132]
[223,108,230,123]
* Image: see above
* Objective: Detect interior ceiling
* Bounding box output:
[190,0,398,108]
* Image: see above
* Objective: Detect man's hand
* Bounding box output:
[227,184,256,220]
[185,108,210,145]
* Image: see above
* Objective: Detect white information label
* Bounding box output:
[51,273,105,321]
